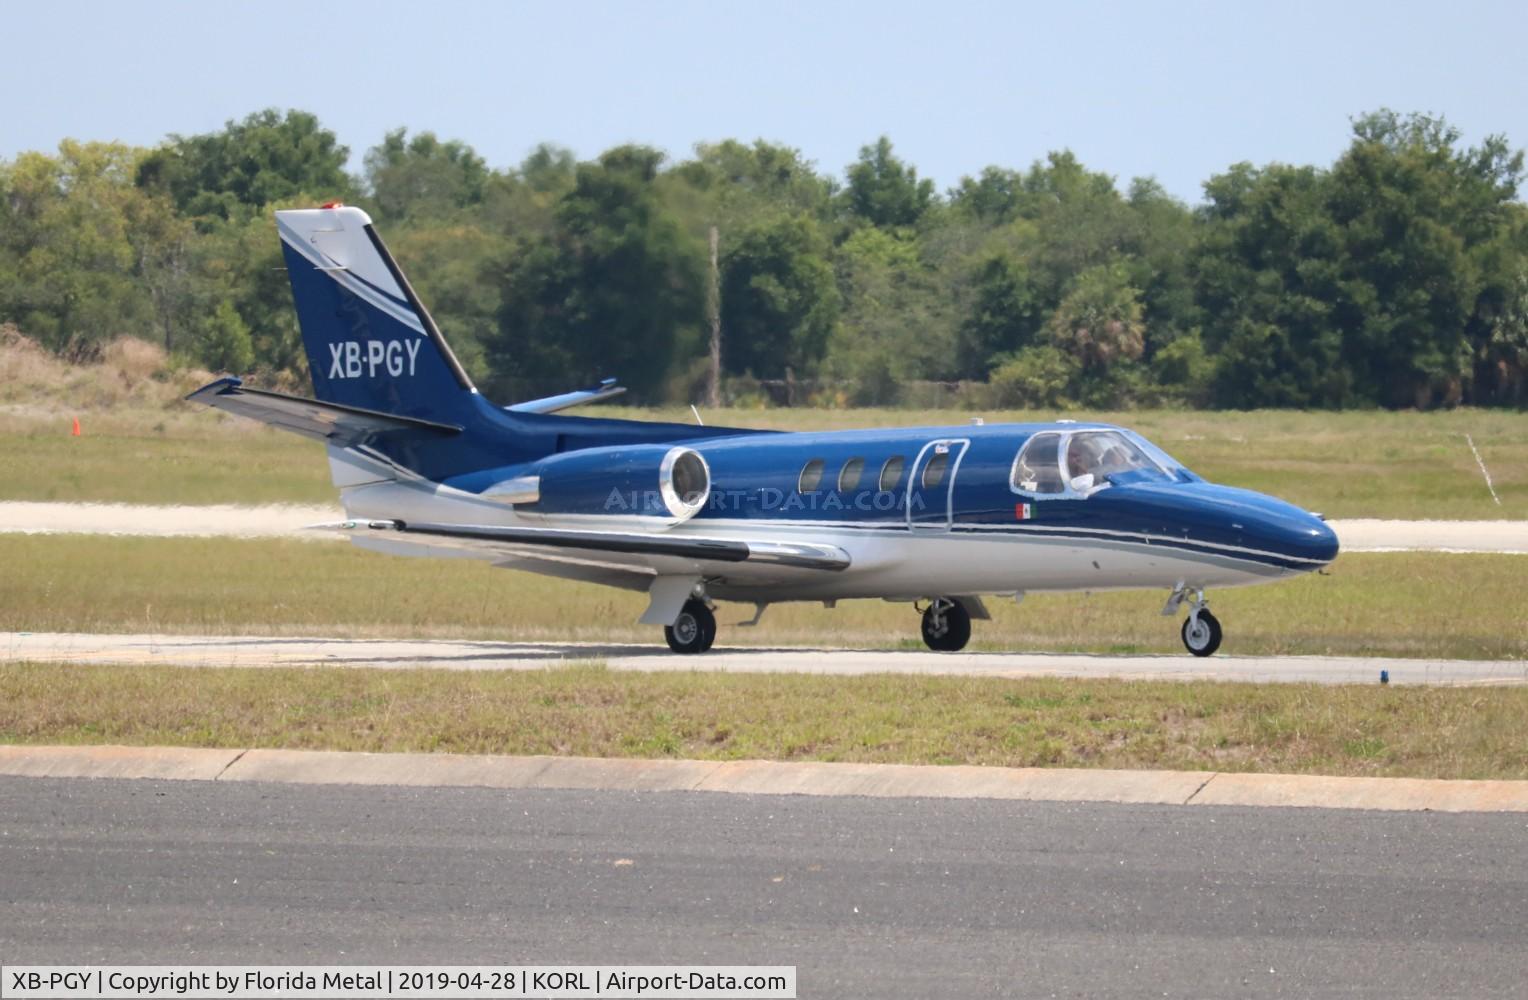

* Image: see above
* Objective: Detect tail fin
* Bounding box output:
[277,206,476,424]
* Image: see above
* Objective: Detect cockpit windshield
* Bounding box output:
[1013,428,1187,496]
[1065,431,1164,486]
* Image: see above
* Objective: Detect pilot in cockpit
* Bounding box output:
[1067,436,1100,491]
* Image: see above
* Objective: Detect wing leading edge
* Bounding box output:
[312,519,852,572]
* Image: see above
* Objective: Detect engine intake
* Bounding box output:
[517,444,712,526]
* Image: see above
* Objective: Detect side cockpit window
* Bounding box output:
[1012,432,1064,494]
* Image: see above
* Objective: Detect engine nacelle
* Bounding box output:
[526,444,711,526]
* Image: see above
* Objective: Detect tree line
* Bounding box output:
[1,108,1524,409]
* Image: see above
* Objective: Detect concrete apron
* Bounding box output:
[2,744,1526,813]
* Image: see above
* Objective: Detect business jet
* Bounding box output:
[189,205,1338,656]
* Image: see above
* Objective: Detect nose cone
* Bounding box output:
[1269,509,1340,566]
[1102,482,1339,571]
[1210,488,1338,568]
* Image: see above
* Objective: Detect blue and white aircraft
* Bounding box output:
[189,205,1339,656]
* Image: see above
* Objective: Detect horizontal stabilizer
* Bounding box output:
[186,378,462,443]
[310,519,852,572]
[507,378,627,414]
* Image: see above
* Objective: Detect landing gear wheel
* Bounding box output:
[920,599,972,652]
[1181,609,1223,657]
[665,599,717,654]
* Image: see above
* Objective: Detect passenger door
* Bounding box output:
[906,439,969,530]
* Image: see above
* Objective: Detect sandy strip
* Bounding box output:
[5,632,1525,686]
[0,501,343,539]
[1331,518,1528,553]
[0,502,1525,552]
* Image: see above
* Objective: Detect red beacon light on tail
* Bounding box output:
[319,200,344,209]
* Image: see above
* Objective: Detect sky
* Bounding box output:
[4,0,1525,204]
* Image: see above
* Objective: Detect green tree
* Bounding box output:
[1196,112,1526,408]
[364,128,489,224]
[137,109,351,221]
[1046,262,1145,370]
[677,140,834,224]
[1471,217,1528,404]
[956,252,1039,378]
[198,299,254,372]
[0,142,155,350]
[843,137,934,229]
[719,214,839,378]
[1122,177,1200,357]
[489,146,705,399]
[950,166,1026,225]
[125,190,200,353]
[1194,162,1352,407]
[385,222,509,382]
[196,208,304,374]
[825,227,959,401]
[989,345,1076,408]
[1328,111,1523,406]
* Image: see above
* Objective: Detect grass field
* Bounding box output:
[4,535,1524,659]
[3,404,1524,517]
[3,661,1524,779]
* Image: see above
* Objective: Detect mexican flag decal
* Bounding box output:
[1015,502,1035,521]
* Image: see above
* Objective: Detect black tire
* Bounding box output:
[665,599,716,654]
[920,599,972,652]
[1181,609,1223,657]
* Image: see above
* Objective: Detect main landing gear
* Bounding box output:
[664,599,717,654]
[1163,584,1223,657]
[919,598,971,652]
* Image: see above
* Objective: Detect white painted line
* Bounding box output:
[1464,433,1504,507]
[1,745,1525,813]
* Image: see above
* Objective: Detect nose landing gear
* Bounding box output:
[1180,607,1223,657]
[1163,584,1222,657]
[919,598,972,652]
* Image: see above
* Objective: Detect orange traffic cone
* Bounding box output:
[71,417,81,437]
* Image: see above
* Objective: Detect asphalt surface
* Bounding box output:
[2,777,1525,998]
[8,631,1525,686]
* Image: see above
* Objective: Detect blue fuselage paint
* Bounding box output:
[670,422,1339,574]
[445,420,1337,578]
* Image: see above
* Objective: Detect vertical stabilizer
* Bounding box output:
[277,205,476,424]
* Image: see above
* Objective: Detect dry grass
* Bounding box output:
[0,326,216,412]
[3,535,1525,660]
[2,661,1524,779]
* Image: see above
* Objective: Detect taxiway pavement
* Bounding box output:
[1,775,1524,997]
[6,631,1524,685]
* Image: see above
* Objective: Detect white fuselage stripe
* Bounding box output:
[278,225,426,334]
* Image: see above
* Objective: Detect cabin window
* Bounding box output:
[798,458,826,492]
[922,451,950,489]
[1012,432,1064,494]
[838,457,865,492]
[878,455,905,491]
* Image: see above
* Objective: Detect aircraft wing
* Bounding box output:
[186,377,462,444]
[312,519,852,572]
